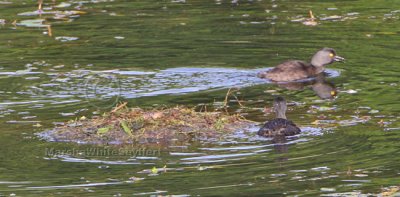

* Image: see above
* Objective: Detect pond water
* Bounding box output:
[0,0,399,196]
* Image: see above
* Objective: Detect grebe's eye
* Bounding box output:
[330,90,337,96]
[329,53,335,58]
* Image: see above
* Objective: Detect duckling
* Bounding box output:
[258,97,300,137]
[258,48,344,82]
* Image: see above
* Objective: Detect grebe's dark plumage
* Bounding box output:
[258,48,344,82]
[257,97,301,137]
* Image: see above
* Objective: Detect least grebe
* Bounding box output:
[257,97,301,137]
[258,48,344,82]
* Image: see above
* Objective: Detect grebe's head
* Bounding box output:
[311,48,345,67]
[273,96,287,119]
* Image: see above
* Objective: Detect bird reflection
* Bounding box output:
[271,135,288,154]
[271,135,291,163]
[275,73,338,99]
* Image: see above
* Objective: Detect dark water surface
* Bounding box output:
[0,0,399,196]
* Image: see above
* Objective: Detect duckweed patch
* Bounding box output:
[40,103,254,145]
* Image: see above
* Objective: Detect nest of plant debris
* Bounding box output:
[41,103,254,145]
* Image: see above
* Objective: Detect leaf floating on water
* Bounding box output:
[22,116,37,120]
[320,188,336,192]
[151,166,158,174]
[319,106,335,111]
[311,166,330,171]
[18,10,52,16]
[54,2,72,8]
[348,89,358,94]
[312,120,319,125]
[197,165,206,171]
[17,19,48,28]
[18,10,85,17]
[33,123,42,127]
[271,173,287,177]
[320,15,342,21]
[347,12,360,16]
[354,174,368,177]
[341,89,358,94]
[291,17,306,22]
[97,127,110,134]
[326,8,338,11]
[7,120,41,124]
[55,36,79,42]
[369,110,379,114]
[60,112,75,117]
[129,176,145,181]
[311,105,336,112]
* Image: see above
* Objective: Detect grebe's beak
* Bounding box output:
[333,55,345,62]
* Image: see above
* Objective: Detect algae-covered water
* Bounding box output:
[0,0,400,196]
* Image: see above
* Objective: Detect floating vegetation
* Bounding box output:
[20,9,82,18]
[319,15,343,21]
[290,9,363,26]
[380,186,400,196]
[302,10,318,26]
[54,2,72,8]
[39,103,254,145]
[9,1,89,37]
[17,19,48,28]
[55,36,79,42]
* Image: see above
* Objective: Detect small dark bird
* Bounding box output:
[258,97,301,137]
[258,48,345,82]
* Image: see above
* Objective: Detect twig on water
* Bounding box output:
[47,25,52,37]
[38,0,43,10]
[232,94,244,107]
[309,10,315,21]
[111,102,128,113]
[223,88,232,108]
[223,88,244,108]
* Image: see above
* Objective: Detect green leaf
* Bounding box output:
[151,166,158,174]
[97,127,110,134]
[120,120,132,136]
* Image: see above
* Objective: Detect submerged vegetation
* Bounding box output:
[42,102,254,145]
